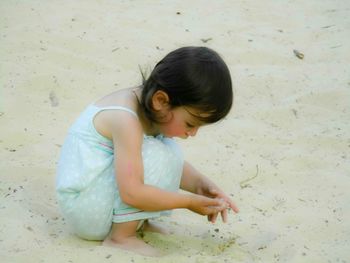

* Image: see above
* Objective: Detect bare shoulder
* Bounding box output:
[93,87,142,141]
[94,87,139,111]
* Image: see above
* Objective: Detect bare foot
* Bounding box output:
[103,236,162,257]
[141,220,170,235]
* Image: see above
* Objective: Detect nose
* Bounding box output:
[187,127,199,137]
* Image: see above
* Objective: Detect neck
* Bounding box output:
[132,87,160,136]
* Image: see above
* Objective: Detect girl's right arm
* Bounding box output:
[108,111,226,216]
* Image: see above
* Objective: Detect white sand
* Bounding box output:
[1,0,349,262]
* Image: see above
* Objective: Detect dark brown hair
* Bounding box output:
[140,46,233,124]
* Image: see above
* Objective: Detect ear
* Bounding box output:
[152,90,170,111]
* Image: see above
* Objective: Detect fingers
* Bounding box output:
[209,188,218,196]
[194,195,237,219]
[205,202,226,216]
[203,190,239,222]
[211,212,218,223]
[208,200,233,224]
[207,209,228,224]
[206,198,227,220]
[210,189,239,214]
[209,207,227,224]
[221,208,228,223]
[204,196,225,208]
[228,200,239,213]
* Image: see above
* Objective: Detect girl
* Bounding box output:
[56,46,239,256]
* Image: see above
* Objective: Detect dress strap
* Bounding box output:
[91,104,138,119]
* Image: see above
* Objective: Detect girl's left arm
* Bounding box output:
[180,161,239,223]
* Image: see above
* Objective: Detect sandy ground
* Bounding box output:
[1,0,350,262]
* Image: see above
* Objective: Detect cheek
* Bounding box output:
[164,124,181,135]
[162,120,185,136]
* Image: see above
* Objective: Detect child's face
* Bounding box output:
[158,106,204,139]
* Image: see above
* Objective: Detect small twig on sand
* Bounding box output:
[293,49,304,59]
[49,91,59,107]
[321,24,335,29]
[240,165,259,189]
[200,38,213,43]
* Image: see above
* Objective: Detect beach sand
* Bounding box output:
[1,0,349,262]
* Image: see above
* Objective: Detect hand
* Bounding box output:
[187,194,228,216]
[196,181,239,223]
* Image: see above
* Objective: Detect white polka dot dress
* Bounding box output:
[56,104,183,240]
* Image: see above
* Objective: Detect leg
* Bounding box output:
[140,219,170,235]
[57,172,116,241]
[106,138,183,254]
[103,221,161,257]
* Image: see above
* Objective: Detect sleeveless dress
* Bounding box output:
[56,104,184,240]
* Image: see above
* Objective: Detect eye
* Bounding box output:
[186,122,195,128]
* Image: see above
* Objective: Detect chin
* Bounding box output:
[162,132,188,139]
[165,134,186,139]
[162,134,174,138]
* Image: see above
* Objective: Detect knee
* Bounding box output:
[142,137,183,190]
[142,137,184,165]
